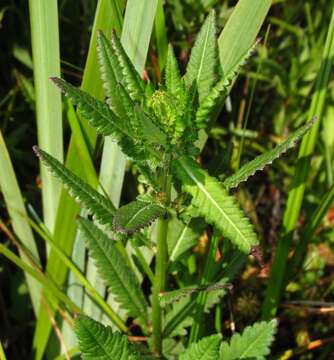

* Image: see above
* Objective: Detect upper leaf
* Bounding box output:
[223,117,317,189]
[180,334,221,360]
[78,218,148,322]
[51,77,131,138]
[34,147,115,227]
[96,30,125,117]
[195,40,259,129]
[173,156,258,253]
[165,44,184,100]
[111,30,145,102]
[113,199,166,234]
[184,10,218,102]
[51,77,151,161]
[75,315,139,360]
[220,320,277,360]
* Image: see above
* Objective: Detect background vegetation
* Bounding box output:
[0,0,334,358]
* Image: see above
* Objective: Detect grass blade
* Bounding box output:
[0,244,79,314]
[262,5,334,319]
[29,0,63,233]
[218,0,271,76]
[0,130,41,314]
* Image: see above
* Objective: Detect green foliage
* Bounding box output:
[184,10,218,102]
[34,5,287,358]
[113,199,166,234]
[223,117,317,189]
[195,40,259,129]
[180,334,221,360]
[75,316,139,360]
[110,30,145,102]
[78,218,148,322]
[33,147,115,227]
[174,156,258,253]
[219,320,277,359]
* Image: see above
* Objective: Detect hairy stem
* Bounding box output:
[152,158,172,355]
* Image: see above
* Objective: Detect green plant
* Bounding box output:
[31,10,318,357]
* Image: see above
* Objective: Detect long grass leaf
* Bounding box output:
[218,0,271,76]
[0,131,41,314]
[0,244,79,314]
[28,0,63,232]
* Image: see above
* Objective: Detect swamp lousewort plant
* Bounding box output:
[34,11,315,359]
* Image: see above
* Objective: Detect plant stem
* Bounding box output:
[152,158,172,355]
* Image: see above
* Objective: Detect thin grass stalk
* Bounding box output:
[0,130,41,315]
[29,0,63,233]
[262,5,334,320]
[0,244,80,314]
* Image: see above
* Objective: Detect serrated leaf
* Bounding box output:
[134,106,168,147]
[113,200,166,234]
[96,30,125,118]
[78,218,148,321]
[51,77,152,161]
[111,31,145,102]
[51,77,131,138]
[34,147,115,227]
[159,283,231,308]
[173,156,258,253]
[196,40,258,129]
[168,215,204,263]
[75,316,139,360]
[184,10,218,102]
[165,44,184,99]
[223,117,317,189]
[180,334,221,360]
[220,320,277,360]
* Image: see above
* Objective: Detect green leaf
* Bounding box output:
[96,30,127,118]
[159,283,231,308]
[50,77,131,138]
[224,117,317,189]
[34,147,115,227]
[134,106,168,147]
[195,41,258,129]
[75,316,139,360]
[51,77,151,161]
[180,334,221,360]
[113,199,166,234]
[173,157,258,253]
[78,218,148,321]
[165,44,184,99]
[220,320,277,360]
[184,10,218,102]
[168,215,204,263]
[111,30,145,102]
